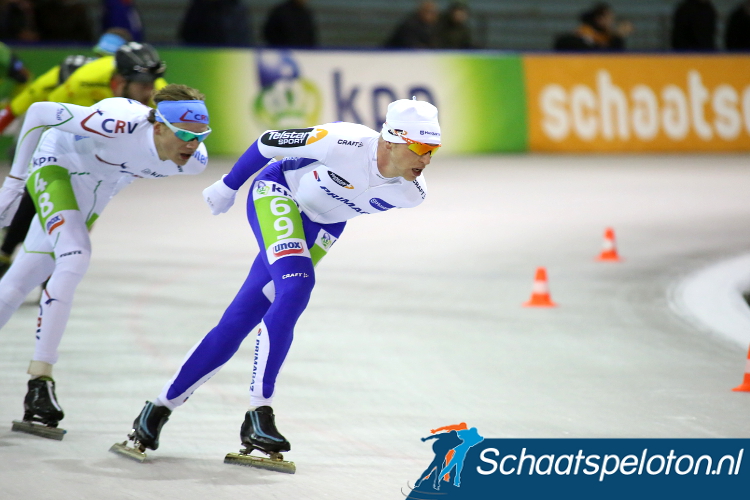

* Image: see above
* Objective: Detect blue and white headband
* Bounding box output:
[155,100,209,125]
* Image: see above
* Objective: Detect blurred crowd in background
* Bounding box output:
[0,0,748,51]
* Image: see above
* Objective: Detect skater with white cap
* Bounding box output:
[113,98,441,472]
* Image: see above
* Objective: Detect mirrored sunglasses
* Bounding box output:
[156,109,212,143]
[388,128,440,156]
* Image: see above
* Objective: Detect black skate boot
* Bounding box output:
[109,401,171,462]
[224,406,295,473]
[11,377,67,440]
[131,401,171,451]
[240,406,291,453]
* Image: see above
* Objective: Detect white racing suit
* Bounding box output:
[0,98,208,367]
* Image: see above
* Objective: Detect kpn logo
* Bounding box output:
[405,423,484,499]
[253,50,322,129]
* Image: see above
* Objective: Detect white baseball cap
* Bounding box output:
[381,98,441,145]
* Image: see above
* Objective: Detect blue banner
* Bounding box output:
[405,431,749,499]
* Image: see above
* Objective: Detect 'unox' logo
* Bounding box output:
[46,214,65,234]
[369,198,395,211]
[273,241,304,257]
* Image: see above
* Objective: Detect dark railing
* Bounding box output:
[77,0,730,52]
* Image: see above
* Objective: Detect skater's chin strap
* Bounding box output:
[28,360,53,379]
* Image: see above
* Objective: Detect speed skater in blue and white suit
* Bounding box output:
[121,98,442,459]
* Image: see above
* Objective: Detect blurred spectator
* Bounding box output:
[180,0,252,46]
[263,0,317,48]
[671,0,717,51]
[385,0,439,48]
[0,41,29,88]
[0,0,39,41]
[554,2,632,51]
[436,1,474,49]
[35,0,93,42]
[101,0,144,42]
[93,27,132,56]
[725,0,750,50]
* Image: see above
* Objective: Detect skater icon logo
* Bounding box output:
[406,423,484,499]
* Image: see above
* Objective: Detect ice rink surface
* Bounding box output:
[1,153,750,499]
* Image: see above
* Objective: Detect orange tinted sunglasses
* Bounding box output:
[388,128,441,156]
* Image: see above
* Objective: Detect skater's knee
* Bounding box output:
[0,283,29,309]
[208,318,254,349]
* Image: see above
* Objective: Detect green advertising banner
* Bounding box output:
[7,47,529,156]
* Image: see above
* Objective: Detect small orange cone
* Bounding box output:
[523,267,557,307]
[596,227,622,262]
[732,345,750,392]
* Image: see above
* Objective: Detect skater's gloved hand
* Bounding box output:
[203,175,237,215]
[0,176,25,227]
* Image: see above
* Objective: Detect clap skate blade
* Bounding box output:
[225,447,296,474]
[11,419,66,440]
[109,434,148,463]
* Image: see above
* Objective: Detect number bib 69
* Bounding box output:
[252,180,309,265]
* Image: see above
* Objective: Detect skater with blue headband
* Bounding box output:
[0,84,210,440]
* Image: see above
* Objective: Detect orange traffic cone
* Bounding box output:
[523,267,557,307]
[596,227,622,262]
[732,345,750,392]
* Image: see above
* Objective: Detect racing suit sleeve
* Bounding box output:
[222,127,333,190]
[8,101,123,180]
[222,140,272,190]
